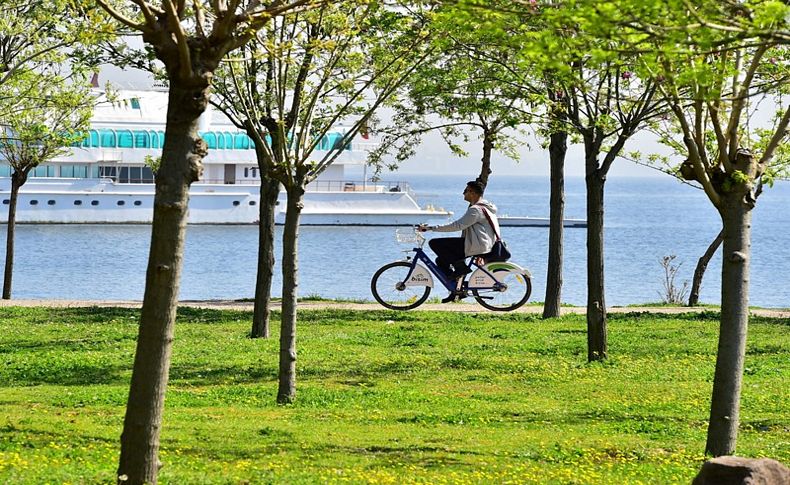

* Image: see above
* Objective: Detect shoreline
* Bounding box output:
[1,298,788,318]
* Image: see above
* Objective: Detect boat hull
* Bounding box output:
[0,178,451,226]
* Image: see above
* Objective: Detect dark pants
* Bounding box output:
[428,237,467,278]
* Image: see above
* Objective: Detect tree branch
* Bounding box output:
[162,0,193,80]
[95,0,148,31]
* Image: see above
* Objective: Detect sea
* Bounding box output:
[1,174,788,308]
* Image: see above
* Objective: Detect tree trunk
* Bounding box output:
[689,229,724,307]
[2,172,24,299]
[117,83,207,485]
[705,192,752,456]
[277,184,304,404]
[585,169,607,361]
[251,177,281,338]
[477,131,494,188]
[543,130,567,318]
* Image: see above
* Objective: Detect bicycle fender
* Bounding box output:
[404,263,434,288]
[470,261,531,284]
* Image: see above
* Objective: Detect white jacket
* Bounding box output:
[432,200,500,256]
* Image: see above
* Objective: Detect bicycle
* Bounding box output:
[371,228,532,311]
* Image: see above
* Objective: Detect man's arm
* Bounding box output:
[428,206,481,232]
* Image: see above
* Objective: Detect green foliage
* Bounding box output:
[0,0,106,177]
[368,0,547,175]
[213,0,429,186]
[0,307,787,483]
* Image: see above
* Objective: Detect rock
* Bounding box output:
[692,456,790,485]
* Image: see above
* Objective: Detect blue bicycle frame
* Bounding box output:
[404,246,502,292]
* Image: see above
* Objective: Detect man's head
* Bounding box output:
[463,180,484,203]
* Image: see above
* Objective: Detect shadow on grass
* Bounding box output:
[1,362,127,386]
[0,423,117,447]
[170,358,426,386]
[0,333,137,355]
[0,306,141,325]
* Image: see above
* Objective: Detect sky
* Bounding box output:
[391,129,666,177]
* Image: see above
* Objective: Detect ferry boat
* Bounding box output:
[1,89,588,227]
[0,89,452,225]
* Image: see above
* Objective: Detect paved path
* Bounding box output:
[1,299,788,319]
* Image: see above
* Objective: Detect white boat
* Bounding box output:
[0,89,452,225]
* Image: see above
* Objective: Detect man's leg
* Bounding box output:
[429,237,465,277]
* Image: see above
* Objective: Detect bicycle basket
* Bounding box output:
[395,228,423,244]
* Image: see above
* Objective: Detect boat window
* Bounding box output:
[33,166,55,177]
[249,200,256,206]
[133,200,142,206]
[127,166,142,183]
[118,130,134,148]
[100,129,117,148]
[232,201,240,206]
[0,165,10,177]
[90,165,100,178]
[60,165,75,177]
[141,167,155,183]
[100,166,117,179]
[201,132,217,149]
[157,131,165,148]
[83,130,99,148]
[218,132,233,149]
[74,200,82,206]
[134,131,149,148]
[30,200,38,205]
[131,98,140,109]
[234,133,249,149]
[2,199,9,205]
[91,200,99,206]
[117,200,125,206]
[47,200,55,205]
[74,165,88,178]
[244,167,249,177]
[119,167,128,182]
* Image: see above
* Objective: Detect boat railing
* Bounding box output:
[191,179,414,195]
[305,180,413,195]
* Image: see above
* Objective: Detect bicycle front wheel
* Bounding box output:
[371,261,431,310]
[472,270,532,311]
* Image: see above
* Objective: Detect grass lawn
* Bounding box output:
[0,307,787,484]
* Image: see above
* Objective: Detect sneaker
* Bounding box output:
[440,291,467,304]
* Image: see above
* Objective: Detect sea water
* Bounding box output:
[1,175,787,307]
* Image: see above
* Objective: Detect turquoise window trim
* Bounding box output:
[99,129,117,148]
[233,133,249,149]
[200,132,218,149]
[118,130,134,148]
[134,130,150,148]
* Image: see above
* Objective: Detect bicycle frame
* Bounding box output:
[404,246,503,293]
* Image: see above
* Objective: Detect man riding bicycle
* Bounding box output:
[418,180,501,303]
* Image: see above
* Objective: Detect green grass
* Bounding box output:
[0,307,787,484]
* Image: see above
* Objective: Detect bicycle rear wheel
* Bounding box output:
[371,261,432,310]
[472,269,531,311]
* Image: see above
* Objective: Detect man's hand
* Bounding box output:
[417,224,430,232]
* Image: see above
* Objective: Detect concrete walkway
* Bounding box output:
[1,299,788,319]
